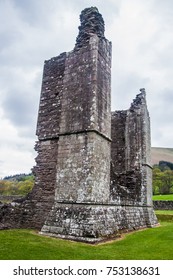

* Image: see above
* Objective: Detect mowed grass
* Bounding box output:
[153,194,173,200]
[155,210,173,222]
[0,216,173,260]
[155,210,173,215]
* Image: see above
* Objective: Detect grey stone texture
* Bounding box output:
[153,200,173,210]
[0,7,158,242]
[110,89,153,206]
[0,195,24,202]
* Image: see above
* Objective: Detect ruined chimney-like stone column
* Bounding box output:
[40,7,112,241]
[0,7,158,240]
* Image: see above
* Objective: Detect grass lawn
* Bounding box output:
[0,215,173,260]
[153,194,173,200]
[155,210,173,215]
[155,210,173,222]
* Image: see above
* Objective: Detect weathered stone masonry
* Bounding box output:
[0,7,158,242]
[153,201,173,210]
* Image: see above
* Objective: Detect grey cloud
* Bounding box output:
[0,31,19,52]
[152,47,173,70]
[164,90,173,102]
[0,0,173,177]
[149,87,173,147]
[1,67,40,138]
[0,1,77,67]
[112,71,150,110]
[10,0,65,27]
[150,89,173,125]
[3,92,34,126]
[153,0,173,22]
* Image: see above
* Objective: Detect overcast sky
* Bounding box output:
[0,0,173,178]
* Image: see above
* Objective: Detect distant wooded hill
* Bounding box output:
[151,147,173,165]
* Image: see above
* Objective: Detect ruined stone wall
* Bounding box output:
[58,38,111,138]
[36,53,66,139]
[41,9,157,241]
[110,89,153,207]
[55,133,110,204]
[0,7,158,241]
[0,52,67,230]
[0,195,24,202]
[0,139,58,230]
[153,200,173,210]
[42,204,157,242]
[111,110,127,173]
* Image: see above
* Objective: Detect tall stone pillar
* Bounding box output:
[40,7,112,241]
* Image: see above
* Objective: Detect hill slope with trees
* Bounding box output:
[151,147,173,165]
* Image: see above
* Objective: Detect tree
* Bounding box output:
[0,174,34,196]
[159,170,173,194]
[152,165,173,195]
[152,168,162,194]
[159,161,173,171]
[18,180,34,195]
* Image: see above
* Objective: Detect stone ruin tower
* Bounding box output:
[0,7,158,242]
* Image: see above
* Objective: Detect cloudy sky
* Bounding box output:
[0,0,173,178]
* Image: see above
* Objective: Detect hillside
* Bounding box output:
[151,147,173,165]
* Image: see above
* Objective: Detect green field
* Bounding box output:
[153,194,173,200]
[154,210,173,223]
[0,213,173,260]
[155,210,173,215]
